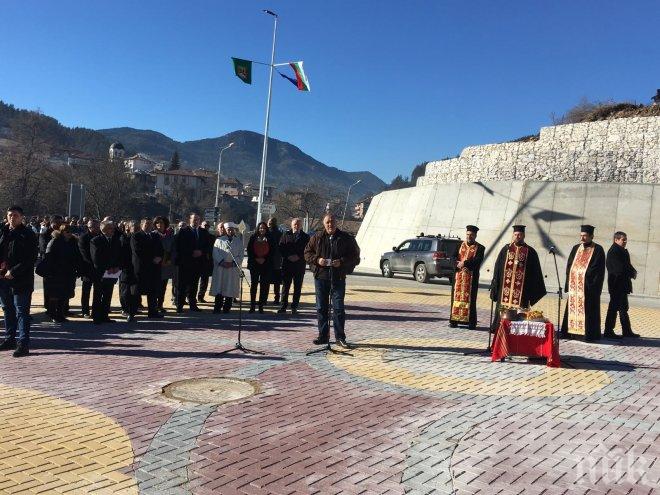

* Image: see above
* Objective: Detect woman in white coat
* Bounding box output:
[211,222,244,314]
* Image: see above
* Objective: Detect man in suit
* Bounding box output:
[78,219,100,318]
[604,231,639,339]
[90,221,122,324]
[131,218,164,320]
[174,213,212,313]
[277,218,310,315]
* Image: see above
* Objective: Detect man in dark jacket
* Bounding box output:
[131,218,164,320]
[39,215,63,315]
[196,220,215,303]
[90,221,122,324]
[304,214,360,347]
[604,231,639,339]
[78,219,100,317]
[277,218,310,315]
[268,217,283,304]
[0,205,38,357]
[174,213,212,312]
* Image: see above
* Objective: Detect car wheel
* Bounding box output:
[381,260,394,278]
[415,263,429,283]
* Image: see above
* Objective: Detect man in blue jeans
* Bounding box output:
[0,205,38,358]
[304,214,360,347]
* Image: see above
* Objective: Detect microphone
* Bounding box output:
[549,246,556,254]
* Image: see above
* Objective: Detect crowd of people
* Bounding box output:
[0,205,361,358]
[1,203,641,360]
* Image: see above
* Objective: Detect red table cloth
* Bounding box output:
[491,320,560,367]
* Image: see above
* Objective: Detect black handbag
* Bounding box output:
[35,257,51,278]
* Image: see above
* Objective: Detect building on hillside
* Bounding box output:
[109,142,125,160]
[217,177,243,197]
[125,153,160,173]
[243,182,276,201]
[48,148,96,166]
[154,169,215,202]
[353,195,373,220]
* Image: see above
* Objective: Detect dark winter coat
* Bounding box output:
[606,243,636,295]
[279,229,310,275]
[131,230,164,294]
[174,226,213,268]
[304,229,361,281]
[247,233,275,274]
[78,230,100,282]
[90,234,122,279]
[44,233,81,298]
[0,223,38,293]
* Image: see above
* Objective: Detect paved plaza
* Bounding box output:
[1,272,659,494]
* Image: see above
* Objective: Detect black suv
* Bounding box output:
[380,235,461,283]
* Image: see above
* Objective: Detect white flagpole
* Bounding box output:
[256,10,278,225]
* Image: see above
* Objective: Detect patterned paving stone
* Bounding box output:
[1,276,658,493]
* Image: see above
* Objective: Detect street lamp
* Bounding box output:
[341,179,362,227]
[214,142,235,211]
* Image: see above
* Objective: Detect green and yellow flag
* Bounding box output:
[232,57,252,84]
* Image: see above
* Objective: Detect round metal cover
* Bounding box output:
[162,377,257,405]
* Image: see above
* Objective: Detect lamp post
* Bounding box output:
[341,179,361,228]
[256,9,278,225]
[215,142,234,214]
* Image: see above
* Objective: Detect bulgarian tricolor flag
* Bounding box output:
[278,61,311,92]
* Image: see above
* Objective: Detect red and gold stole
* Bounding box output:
[500,243,529,310]
[451,242,478,322]
[567,244,595,334]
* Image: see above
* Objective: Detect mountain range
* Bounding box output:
[0,100,385,199]
[98,127,385,197]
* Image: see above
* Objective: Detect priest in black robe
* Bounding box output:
[560,225,605,342]
[449,225,485,330]
[490,225,546,331]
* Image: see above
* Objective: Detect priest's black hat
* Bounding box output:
[512,225,526,233]
[466,225,479,232]
[581,224,595,235]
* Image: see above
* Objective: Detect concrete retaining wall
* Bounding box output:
[356,181,660,297]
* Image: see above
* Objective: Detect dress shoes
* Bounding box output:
[13,344,29,358]
[623,331,640,338]
[603,331,623,340]
[0,338,17,351]
[313,337,329,346]
[190,306,202,312]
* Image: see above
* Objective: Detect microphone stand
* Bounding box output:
[550,247,563,348]
[218,238,264,356]
[307,234,351,356]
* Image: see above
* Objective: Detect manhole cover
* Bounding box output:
[162,377,258,405]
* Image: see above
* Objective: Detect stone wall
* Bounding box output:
[418,116,660,185]
[356,181,660,298]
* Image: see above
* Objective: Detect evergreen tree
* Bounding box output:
[169,150,180,170]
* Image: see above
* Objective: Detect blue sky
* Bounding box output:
[1,0,658,182]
